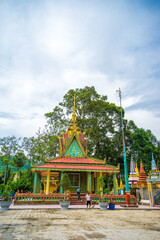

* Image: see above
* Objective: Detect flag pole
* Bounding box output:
[116,88,129,192]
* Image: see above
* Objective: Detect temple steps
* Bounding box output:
[70,193,86,205]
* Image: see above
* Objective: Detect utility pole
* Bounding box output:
[116,88,129,192]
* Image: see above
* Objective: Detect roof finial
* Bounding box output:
[151,153,157,171]
[72,94,76,122]
[68,94,79,133]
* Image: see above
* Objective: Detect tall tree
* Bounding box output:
[127,127,157,173]
[12,152,26,173]
[45,86,122,163]
[0,136,20,184]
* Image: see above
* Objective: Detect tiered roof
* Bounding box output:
[147,153,160,183]
[32,98,119,173]
[139,161,147,183]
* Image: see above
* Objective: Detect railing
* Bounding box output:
[154,191,160,204]
[14,192,137,205]
[14,193,64,204]
[91,194,137,205]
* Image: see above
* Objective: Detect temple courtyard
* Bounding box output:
[0,208,159,240]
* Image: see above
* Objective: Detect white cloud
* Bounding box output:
[0,0,160,140]
[126,109,160,139]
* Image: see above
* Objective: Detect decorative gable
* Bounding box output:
[57,97,88,157]
[64,138,84,157]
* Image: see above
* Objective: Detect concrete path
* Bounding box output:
[0,208,160,240]
[9,202,160,210]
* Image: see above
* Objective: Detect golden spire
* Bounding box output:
[120,178,123,189]
[135,162,139,177]
[68,95,79,133]
[72,95,76,122]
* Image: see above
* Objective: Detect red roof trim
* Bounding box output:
[48,157,104,165]
[33,164,117,171]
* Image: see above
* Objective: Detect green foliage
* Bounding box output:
[99,198,109,202]
[0,87,159,179]
[12,153,26,171]
[103,188,110,194]
[129,127,158,173]
[0,181,14,201]
[0,170,4,184]
[0,168,16,185]
[98,176,105,188]
[98,176,105,198]
[59,173,71,200]
[43,86,160,175]
[14,170,34,192]
[0,136,21,184]
[22,129,59,165]
[96,190,101,194]
[45,86,122,162]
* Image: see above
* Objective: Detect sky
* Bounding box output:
[0,0,160,140]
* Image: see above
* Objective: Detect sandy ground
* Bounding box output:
[0,209,159,240]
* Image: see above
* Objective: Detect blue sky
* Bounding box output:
[0,0,160,140]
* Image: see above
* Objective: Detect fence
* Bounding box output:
[14,193,64,204]
[91,194,136,205]
[14,192,137,205]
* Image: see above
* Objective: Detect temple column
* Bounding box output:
[60,172,64,194]
[91,173,94,192]
[87,172,92,192]
[37,173,41,193]
[33,171,38,194]
[44,182,46,193]
[94,172,97,193]
[46,170,50,194]
[113,174,117,195]
[96,172,99,190]
[147,182,154,207]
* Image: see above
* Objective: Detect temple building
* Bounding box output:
[32,100,120,194]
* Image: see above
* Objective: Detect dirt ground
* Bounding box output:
[0,209,159,240]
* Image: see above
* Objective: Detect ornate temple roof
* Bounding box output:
[33,164,118,172]
[47,157,105,165]
[138,160,147,183]
[32,98,119,173]
[147,153,160,183]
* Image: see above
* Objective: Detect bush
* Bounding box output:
[59,173,71,200]
[14,170,33,192]
[103,188,110,194]
[0,181,15,201]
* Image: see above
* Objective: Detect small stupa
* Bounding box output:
[137,160,147,187]
[128,156,139,184]
[147,153,160,184]
[135,162,139,177]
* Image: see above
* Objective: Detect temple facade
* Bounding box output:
[32,100,120,194]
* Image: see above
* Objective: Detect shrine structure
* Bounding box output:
[32,100,120,194]
[147,154,160,206]
[128,156,139,185]
[132,160,147,188]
